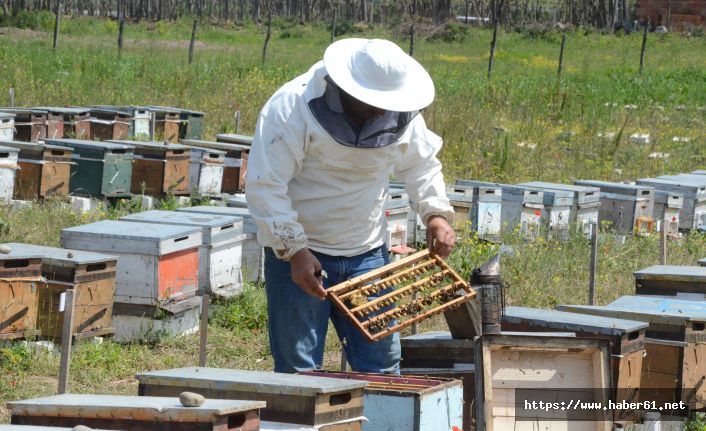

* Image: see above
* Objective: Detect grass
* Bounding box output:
[0,16,705,424]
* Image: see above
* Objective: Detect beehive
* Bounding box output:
[385,191,411,250]
[8,394,264,431]
[400,332,475,431]
[0,248,43,340]
[0,109,46,142]
[653,190,683,236]
[120,210,245,297]
[44,139,134,199]
[146,106,181,143]
[109,140,192,196]
[520,181,601,237]
[634,264,706,299]
[88,107,131,141]
[0,112,15,141]
[451,183,502,242]
[474,334,612,431]
[91,105,151,139]
[457,180,543,240]
[182,139,249,194]
[575,180,655,235]
[136,367,366,427]
[0,145,19,204]
[33,107,91,140]
[3,243,117,340]
[558,295,706,411]
[301,371,463,431]
[215,133,253,147]
[1,140,72,200]
[518,185,573,241]
[60,220,201,307]
[176,108,205,140]
[181,204,263,283]
[187,146,225,197]
[638,175,706,231]
[502,306,646,410]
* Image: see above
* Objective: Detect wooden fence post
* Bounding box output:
[639,19,649,75]
[53,0,61,50]
[660,220,667,265]
[198,294,209,367]
[57,290,76,394]
[588,223,598,305]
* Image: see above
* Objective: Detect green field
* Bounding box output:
[1,16,706,425]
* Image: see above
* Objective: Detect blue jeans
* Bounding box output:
[264,245,401,374]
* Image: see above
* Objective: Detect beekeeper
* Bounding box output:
[245,38,455,374]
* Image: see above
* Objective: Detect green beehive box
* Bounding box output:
[45,139,134,198]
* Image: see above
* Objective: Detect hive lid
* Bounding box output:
[182,139,249,152]
[61,220,202,256]
[215,133,253,145]
[0,145,20,154]
[0,108,47,115]
[635,265,706,282]
[575,180,655,197]
[0,112,15,120]
[177,206,257,234]
[119,210,243,242]
[2,140,74,153]
[558,295,706,324]
[504,306,647,335]
[637,177,706,196]
[3,243,117,265]
[401,331,474,348]
[136,367,367,395]
[108,140,191,151]
[34,106,91,115]
[44,138,135,152]
[6,394,265,420]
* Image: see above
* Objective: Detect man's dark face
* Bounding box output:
[339,89,386,128]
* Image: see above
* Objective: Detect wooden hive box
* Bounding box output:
[474,334,612,431]
[638,174,706,231]
[136,367,366,428]
[400,331,475,431]
[516,185,573,241]
[0,109,46,142]
[181,205,264,283]
[187,146,225,197]
[457,180,544,240]
[44,139,134,199]
[0,248,43,340]
[91,105,151,139]
[147,106,181,143]
[0,145,19,204]
[4,243,117,340]
[520,182,600,237]
[182,139,249,194]
[635,264,706,299]
[0,140,73,200]
[502,306,646,408]
[109,140,192,196]
[119,210,245,297]
[8,394,264,431]
[453,183,502,243]
[60,220,201,307]
[88,107,131,141]
[175,108,205,140]
[301,371,463,431]
[653,190,683,236]
[34,107,91,140]
[0,112,15,141]
[575,180,655,235]
[558,295,706,411]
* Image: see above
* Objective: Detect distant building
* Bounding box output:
[637,0,706,31]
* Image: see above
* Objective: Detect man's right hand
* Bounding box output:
[290,248,327,300]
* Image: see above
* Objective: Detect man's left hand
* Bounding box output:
[426,215,456,259]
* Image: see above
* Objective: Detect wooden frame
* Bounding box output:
[474,334,612,431]
[327,249,475,342]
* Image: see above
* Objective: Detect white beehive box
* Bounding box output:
[179,204,264,283]
[385,191,411,250]
[0,113,14,141]
[0,145,19,204]
[60,220,202,307]
[119,210,245,297]
[187,146,225,197]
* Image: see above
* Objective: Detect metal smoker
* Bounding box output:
[473,254,505,335]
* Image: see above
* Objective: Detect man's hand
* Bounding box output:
[290,248,327,300]
[426,215,456,259]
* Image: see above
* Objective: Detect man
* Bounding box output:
[245,38,455,374]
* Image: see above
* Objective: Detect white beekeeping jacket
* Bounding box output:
[245,61,454,260]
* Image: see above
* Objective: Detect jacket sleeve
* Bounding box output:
[393,115,455,225]
[245,92,309,261]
